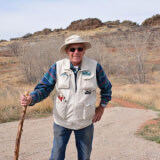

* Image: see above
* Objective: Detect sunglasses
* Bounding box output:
[69,47,84,52]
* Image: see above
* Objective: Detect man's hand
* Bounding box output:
[20,95,32,107]
[92,105,105,123]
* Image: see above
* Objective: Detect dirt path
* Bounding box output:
[0,106,160,160]
[111,97,146,109]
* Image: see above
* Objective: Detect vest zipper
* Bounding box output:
[76,70,81,94]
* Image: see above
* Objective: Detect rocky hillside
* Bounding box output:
[0,14,160,42]
[142,14,160,27]
[0,14,160,85]
[67,18,104,30]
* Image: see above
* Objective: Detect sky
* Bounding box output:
[0,0,160,40]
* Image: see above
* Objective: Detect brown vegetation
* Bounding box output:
[17,29,160,84]
[112,84,160,110]
[142,14,160,27]
[137,117,160,144]
[0,14,160,124]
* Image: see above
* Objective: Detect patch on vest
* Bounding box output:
[60,72,69,78]
[82,71,91,76]
[84,90,91,94]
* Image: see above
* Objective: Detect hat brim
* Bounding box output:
[60,41,91,54]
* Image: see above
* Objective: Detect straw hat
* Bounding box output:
[60,35,91,54]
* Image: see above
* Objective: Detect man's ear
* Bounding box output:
[65,48,69,55]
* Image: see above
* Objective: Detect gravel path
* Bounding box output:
[0,106,160,160]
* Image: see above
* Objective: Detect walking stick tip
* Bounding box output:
[24,91,30,96]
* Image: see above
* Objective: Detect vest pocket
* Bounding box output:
[58,72,70,89]
[83,104,95,120]
[55,98,67,119]
[82,74,96,90]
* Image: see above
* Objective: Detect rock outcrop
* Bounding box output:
[121,20,138,26]
[67,18,104,30]
[104,20,138,28]
[53,28,63,32]
[2,14,160,42]
[105,20,120,27]
[22,33,33,39]
[142,14,160,27]
[33,28,52,36]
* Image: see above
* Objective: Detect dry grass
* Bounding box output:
[26,96,53,118]
[0,27,160,123]
[0,86,21,123]
[0,85,54,123]
[47,25,122,39]
[1,80,160,123]
[113,83,160,110]
[0,57,24,86]
[0,57,18,64]
[137,116,160,144]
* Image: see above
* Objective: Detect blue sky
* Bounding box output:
[0,0,159,40]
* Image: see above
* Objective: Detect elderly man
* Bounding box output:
[21,35,112,160]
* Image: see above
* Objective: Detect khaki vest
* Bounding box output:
[53,57,97,130]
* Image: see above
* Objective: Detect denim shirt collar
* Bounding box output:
[70,63,81,73]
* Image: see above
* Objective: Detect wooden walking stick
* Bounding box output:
[14,91,30,160]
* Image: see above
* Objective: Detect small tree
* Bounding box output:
[20,36,65,83]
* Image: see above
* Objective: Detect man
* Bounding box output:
[20,35,112,160]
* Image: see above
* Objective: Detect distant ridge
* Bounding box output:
[142,14,160,27]
[1,14,160,42]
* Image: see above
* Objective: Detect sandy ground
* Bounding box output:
[0,106,160,160]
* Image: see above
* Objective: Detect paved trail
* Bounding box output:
[0,107,160,160]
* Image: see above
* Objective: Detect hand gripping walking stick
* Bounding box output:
[14,91,30,160]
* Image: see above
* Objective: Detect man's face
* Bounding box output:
[66,43,85,66]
